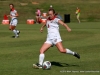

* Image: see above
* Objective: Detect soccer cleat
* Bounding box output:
[33,63,42,69]
[17,31,20,35]
[15,36,19,38]
[12,36,19,38]
[74,52,80,59]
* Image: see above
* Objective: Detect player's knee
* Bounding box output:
[59,49,66,53]
[10,28,13,31]
[9,28,13,31]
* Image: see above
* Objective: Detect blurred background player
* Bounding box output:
[7,4,20,38]
[33,9,80,69]
[75,7,81,23]
[35,8,41,23]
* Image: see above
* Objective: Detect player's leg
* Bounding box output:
[33,43,52,69]
[9,25,18,38]
[36,16,39,23]
[55,42,80,59]
[9,19,20,38]
[13,19,20,35]
[55,42,74,54]
[38,16,42,24]
[9,25,17,36]
[39,43,52,65]
[9,25,15,30]
[77,14,80,23]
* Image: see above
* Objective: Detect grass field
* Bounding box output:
[0,22,100,75]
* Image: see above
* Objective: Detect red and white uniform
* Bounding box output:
[10,9,18,26]
[45,17,62,45]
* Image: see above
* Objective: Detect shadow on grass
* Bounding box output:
[50,61,80,67]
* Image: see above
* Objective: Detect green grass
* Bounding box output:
[0,22,100,75]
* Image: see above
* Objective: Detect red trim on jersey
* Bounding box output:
[47,16,56,20]
[10,8,15,11]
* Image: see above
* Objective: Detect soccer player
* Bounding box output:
[33,9,80,69]
[35,8,41,23]
[75,7,81,23]
[7,4,20,38]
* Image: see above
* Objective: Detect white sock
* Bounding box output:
[16,30,19,33]
[39,54,45,65]
[13,30,18,36]
[66,49,74,55]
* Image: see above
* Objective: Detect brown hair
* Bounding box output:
[9,4,14,7]
[49,9,55,14]
[9,4,14,11]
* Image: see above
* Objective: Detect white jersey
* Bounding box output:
[46,17,61,39]
[45,17,62,45]
[10,9,18,26]
[10,9,17,19]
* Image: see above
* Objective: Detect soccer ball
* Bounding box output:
[42,61,51,70]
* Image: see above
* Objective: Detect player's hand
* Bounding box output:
[67,27,71,32]
[7,15,12,18]
[10,15,13,18]
[7,15,10,17]
[40,28,43,33]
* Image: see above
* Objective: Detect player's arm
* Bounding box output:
[75,10,78,15]
[40,23,46,33]
[11,12,18,17]
[15,12,19,17]
[58,20,71,32]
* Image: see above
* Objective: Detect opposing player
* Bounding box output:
[7,4,20,38]
[33,9,80,69]
[75,7,81,23]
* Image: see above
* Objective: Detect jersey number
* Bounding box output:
[48,24,50,28]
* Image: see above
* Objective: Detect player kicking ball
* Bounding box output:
[33,9,80,69]
[7,4,20,38]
